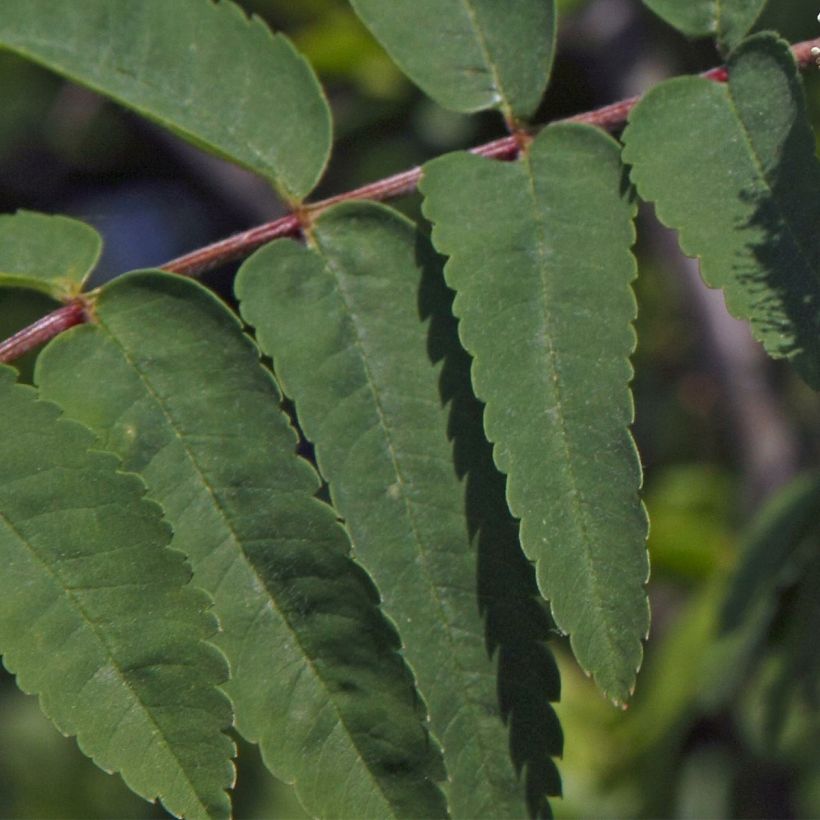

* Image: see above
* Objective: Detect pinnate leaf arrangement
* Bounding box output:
[0,0,817,817]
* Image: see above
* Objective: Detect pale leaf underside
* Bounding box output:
[36,272,447,820]
[349,0,555,120]
[236,202,561,817]
[421,124,650,705]
[0,365,234,820]
[0,0,331,201]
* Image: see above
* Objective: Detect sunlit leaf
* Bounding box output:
[421,124,649,705]
[623,34,820,388]
[349,0,556,120]
[236,202,562,817]
[36,272,447,820]
[642,0,767,49]
[0,211,101,299]
[0,0,331,201]
[0,365,234,819]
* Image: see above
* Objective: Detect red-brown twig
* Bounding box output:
[0,301,87,364]
[1,35,818,365]
[159,65,742,279]
[160,133,524,277]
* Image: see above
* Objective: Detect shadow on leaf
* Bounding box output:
[417,234,563,818]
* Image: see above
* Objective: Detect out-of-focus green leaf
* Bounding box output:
[421,124,649,706]
[646,465,734,582]
[36,272,447,820]
[623,34,820,388]
[0,211,101,298]
[349,0,556,120]
[423,237,565,817]
[292,6,405,98]
[0,53,59,157]
[0,0,331,201]
[642,0,768,49]
[236,202,562,817]
[0,365,234,819]
[698,474,820,718]
[722,471,820,631]
[0,677,164,819]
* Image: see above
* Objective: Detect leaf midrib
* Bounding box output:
[459,0,511,119]
[0,491,212,817]
[520,147,625,678]
[93,312,401,818]
[310,236,509,812]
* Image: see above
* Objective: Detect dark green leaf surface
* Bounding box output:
[721,472,820,633]
[0,211,101,298]
[623,34,820,388]
[770,547,820,715]
[349,0,555,120]
[422,248,564,817]
[0,0,331,201]
[36,272,447,820]
[717,474,820,733]
[0,365,234,819]
[236,202,561,817]
[421,125,649,705]
[642,0,767,49]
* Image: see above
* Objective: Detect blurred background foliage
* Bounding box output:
[1,0,820,817]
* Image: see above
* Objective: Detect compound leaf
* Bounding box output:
[36,271,447,820]
[0,365,234,819]
[349,0,556,121]
[420,124,649,705]
[235,201,562,817]
[0,287,61,383]
[623,34,820,388]
[641,0,767,50]
[0,0,331,202]
[0,211,101,299]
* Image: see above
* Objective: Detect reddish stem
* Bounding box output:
[0,301,86,364]
[2,35,819,362]
[159,55,769,279]
[162,132,523,277]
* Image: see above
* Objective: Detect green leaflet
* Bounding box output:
[420,124,649,705]
[236,202,562,817]
[0,0,331,202]
[641,0,767,49]
[422,243,564,816]
[36,272,447,820]
[766,545,820,723]
[349,0,555,120]
[0,365,234,819]
[622,34,820,388]
[0,211,101,299]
